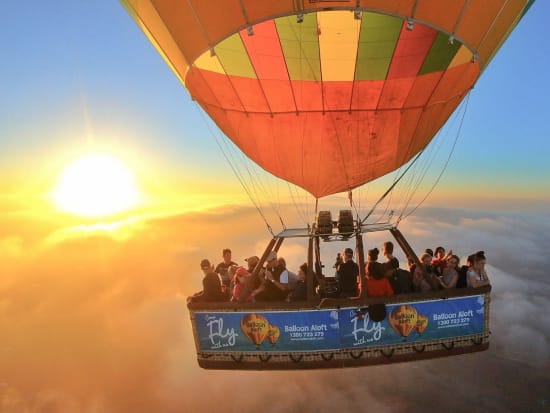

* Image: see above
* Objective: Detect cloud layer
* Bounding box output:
[1,206,549,412]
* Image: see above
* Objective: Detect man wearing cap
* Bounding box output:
[191,259,226,302]
[240,255,265,301]
[258,251,290,301]
[245,255,260,273]
[336,248,359,297]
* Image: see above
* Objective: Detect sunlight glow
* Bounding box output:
[52,153,140,217]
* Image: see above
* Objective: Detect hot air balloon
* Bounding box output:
[122,0,530,369]
[389,305,418,340]
[415,315,429,335]
[121,0,533,199]
[240,313,269,347]
[266,324,281,345]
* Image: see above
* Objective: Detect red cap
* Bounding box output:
[235,267,248,277]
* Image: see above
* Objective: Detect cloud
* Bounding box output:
[0,205,549,412]
[41,217,144,246]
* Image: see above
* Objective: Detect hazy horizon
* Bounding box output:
[1,204,548,412]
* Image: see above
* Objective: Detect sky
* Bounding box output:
[1,1,550,412]
[1,0,549,218]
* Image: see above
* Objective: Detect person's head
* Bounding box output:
[466,254,475,267]
[367,248,379,262]
[344,248,354,262]
[233,266,249,284]
[245,255,259,271]
[298,263,308,281]
[265,251,277,267]
[434,246,445,259]
[420,253,432,265]
[222,248,232,263]
[200,259,212,273]
[276,257,286,269]
[424,248,434,257]
[447,254,460,268]
[382,241,393,256]
[475,251,486,270]
[473,254,486,270]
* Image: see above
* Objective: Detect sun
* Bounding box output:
[52,153,141,217]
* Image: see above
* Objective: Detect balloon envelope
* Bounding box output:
[122,0,534,197]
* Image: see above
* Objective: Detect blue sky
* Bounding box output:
[1,1,549,213]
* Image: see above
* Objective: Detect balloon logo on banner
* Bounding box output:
[266,324,280,345]
[389,305,418,340]
[240,313,269,347]
[415,315,429,335]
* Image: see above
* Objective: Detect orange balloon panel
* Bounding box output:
[186,62,477,196]
[122,1,533,197]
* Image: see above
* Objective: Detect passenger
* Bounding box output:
[365,248,394,297]
[227,264,238,298]
[365,247,382,279]
[438,254,459,289]
[232,266,253,302]
[245,255,260,273]
[467,252,491,288]
[427,257,442,277]
[278,257,299,290]
[411,253,434,292]
[244,255,263,289]
[475,251,489,279]
[191,259,226,302]
[245,255,267,296]
[262,251,291,301]
[382,241,399,270]
[215,248,237,293]
[424,248,434,258]
[336,247,359,297]
[288,263,308,301]
[387,256,413,294]
[407,256,415,272]
[431,246,451,274]
[457,254,473,288]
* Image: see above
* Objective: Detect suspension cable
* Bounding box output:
[195,107,274,235]
[400,91,471,221]
[361,149,425,224]
[394,93,469,223]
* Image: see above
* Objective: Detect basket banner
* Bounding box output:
[339,295,485,349]
[193,295,485,353]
